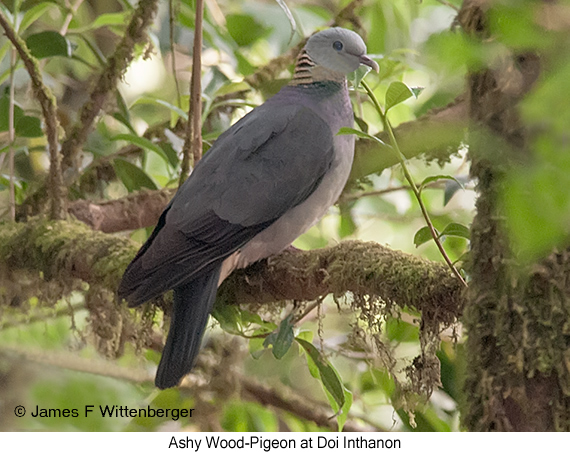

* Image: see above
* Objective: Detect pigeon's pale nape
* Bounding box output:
[118,27,377,389]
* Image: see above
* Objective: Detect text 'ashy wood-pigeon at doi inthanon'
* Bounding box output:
[118,27,379,389]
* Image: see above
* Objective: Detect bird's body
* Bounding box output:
[118,28,378,388]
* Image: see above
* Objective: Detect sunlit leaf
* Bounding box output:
[111,134,170,165]
[339,207,357,238]
[19,3,55,32]
[331,387,352,432]
[419,174,463,194]
[133,97,188,121]
[0,41,10,69]
[226,14,270,46]
[385,81,414,111]
[214,81,250,98]
[414,226,436,247]
[337,127,388,146]
[68,12,130,33]
[348,65,372,89]
[440,222,470,240]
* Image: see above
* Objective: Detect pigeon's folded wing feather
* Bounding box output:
[118,104,334,305]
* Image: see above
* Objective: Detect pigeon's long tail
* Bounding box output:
[155,264,222,389]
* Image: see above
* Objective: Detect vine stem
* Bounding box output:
[361,80,468,288]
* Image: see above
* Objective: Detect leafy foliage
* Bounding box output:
[6,0,563,434]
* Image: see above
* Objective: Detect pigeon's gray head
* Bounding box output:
[305,28,379,75]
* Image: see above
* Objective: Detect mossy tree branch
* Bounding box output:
[459,0,570,432]
[60,0,159,177]
[0,9,65,220]
[0,218,464,324]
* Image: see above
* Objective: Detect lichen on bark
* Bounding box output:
[460,0,570,432]
[1,217,463,402]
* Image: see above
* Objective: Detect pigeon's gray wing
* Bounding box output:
[118,104,335,305]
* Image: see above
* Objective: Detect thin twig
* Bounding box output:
[436,0,460,12]
[0,8,66,220]
[361,80,468,289]
[180,0,204,186]
[342,181,446,202]
[240,377,378,432]
[2,346,150,383]
[59,0,85,36]
[293,299,322,324]
[169,0,182,109]
[8,48,16,221]
[1,303,86,331]
[60,0,160,178]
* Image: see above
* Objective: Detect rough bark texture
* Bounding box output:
[68,189,175,233]
[0,219,463,320]
[460,0,570,431]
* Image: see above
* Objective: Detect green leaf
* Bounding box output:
[214,81,250,98]
[419,174,463,194]
[113,91,135,133]
[19,3,55,33]
[69,12,130,33]
[348,65,372,89]
[226,14,271,46]
[354,116,369,134]
[295,330,313,343]
[113,158,157,192]
[112,113,136,136]
[385,81,414,111]
[440,222,470,240]
[339,208,357,238]
[133,97,188,121]
[16,115,43,137]
[263,314,294,359]
[248,337,266,360]
[330,387,353,432]
[0,41,11,68]
[337,127,388,146]
[26,31,72,59]
[385,317,419,342]
[410,86,425,98]
[444,177,467,206]
[111,134,170,165]
[296,338,345,410]
[414,226,436,247]
[239,310,276,330]
[0,95,24,132]
[212,303,242,335]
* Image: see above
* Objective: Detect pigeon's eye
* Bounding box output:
[332,41,343,51]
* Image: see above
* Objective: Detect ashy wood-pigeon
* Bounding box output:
[118,27,379,389]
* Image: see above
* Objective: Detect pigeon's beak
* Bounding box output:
[359,55,379,73]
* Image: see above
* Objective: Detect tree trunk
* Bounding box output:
[461,0,570,431]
